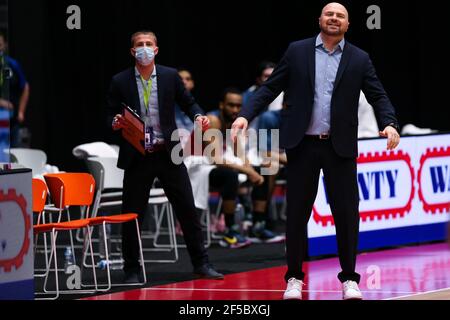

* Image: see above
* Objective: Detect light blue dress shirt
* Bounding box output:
[305,35,345,135]
[135,66,164,143]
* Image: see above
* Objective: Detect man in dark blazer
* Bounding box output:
[108,30,223,282]
[231,2,400,300]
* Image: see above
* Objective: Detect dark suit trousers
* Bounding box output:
[285,137,361,283]
[121,149,209,272]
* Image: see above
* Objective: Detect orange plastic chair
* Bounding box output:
[32,178,47,214]
[40,172,95,269]
[32,178,51,276]
[32,178,48,244]
[44,172,97,268]
[86,213,146,290]
[43,173,95,269]
[33,219,95,300]
[45,173,146,291]
[33,173,98,299]
[44,173,96,208]
[32,176,96,299]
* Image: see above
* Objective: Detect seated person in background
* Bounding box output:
[243,61,284,130]
[245,60,287,193]
[220,62,286,232]
[174,69,255,249]
[174,68,216,238]
[206,87,285,246]
[257,108,287,164]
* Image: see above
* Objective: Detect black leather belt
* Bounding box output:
[304,134,330,140]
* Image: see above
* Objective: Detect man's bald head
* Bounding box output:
[321,2,349,19]
[319,2,349,37]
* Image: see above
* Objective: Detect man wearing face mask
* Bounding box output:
[107,30,223,283]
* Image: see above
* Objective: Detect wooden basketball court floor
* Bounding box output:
[84,243,450,300]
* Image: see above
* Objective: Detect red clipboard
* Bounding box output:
[122,105,145,155]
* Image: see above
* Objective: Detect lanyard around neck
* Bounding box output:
[139,75,152,111]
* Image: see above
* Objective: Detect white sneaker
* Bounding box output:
[342,280,363,300]
[283,277,304,300]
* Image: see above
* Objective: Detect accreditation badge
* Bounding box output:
[144,116,154,150]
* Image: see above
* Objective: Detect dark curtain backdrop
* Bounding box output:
[8,0,449,171]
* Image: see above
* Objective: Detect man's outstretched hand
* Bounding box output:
[195,115,210,131]
[231,117,248,142]
[379,125,400,150]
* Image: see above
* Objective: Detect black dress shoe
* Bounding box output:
[193,264,224,280]
[123,271,140,284]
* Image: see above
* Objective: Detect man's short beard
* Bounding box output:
[321,26,343,36]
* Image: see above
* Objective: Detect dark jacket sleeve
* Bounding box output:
[239,44,291,122]
[361,55,399,130]
[106,76,122,138]
[174,72,204,121]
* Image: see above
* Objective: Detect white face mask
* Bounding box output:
[135,46,155,66]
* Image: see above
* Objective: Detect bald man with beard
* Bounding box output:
[232,3,400,300]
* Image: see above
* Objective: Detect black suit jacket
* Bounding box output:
[239,37,398,158]
[107,64,204,169]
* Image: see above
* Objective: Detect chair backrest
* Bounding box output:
[72,142,118,159]
[32,178,48,213]
[86,157,124,191]
[9,152,18,163]
[10,148,47,174]
[85,159,105,191]
[109,144,120,155]
[44,173,95,208]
